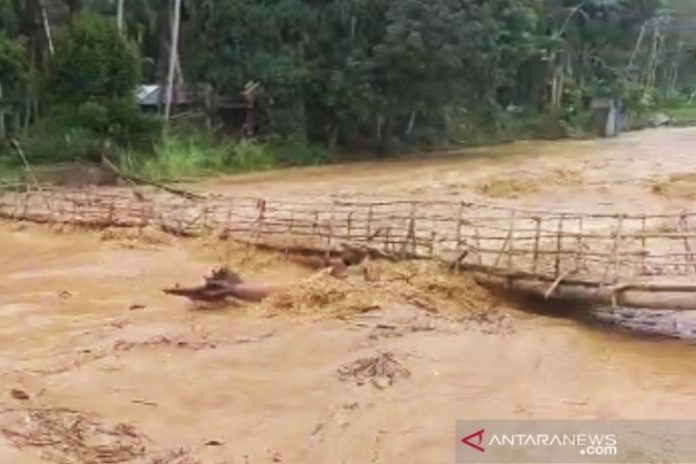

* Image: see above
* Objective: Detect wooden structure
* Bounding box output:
[2,186,696,310]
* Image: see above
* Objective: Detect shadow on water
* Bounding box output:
[495,289,696,344]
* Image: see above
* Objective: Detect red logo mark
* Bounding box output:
[461,428,486,452]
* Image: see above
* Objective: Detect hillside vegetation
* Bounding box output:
[1,0,696,178]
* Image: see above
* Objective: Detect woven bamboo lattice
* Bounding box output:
[3,186,696,308]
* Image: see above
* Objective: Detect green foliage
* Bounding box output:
[124,134,230,180]
[123,133,333,181]
[0,155,23,183]
[0,34,26,86]
[50,14,140,102]
[665,105,696,124]
[20,102,161,163]
[2,0,695,173]
[0,33,28,126]
[21,13,157,162]
[0,0,19,35]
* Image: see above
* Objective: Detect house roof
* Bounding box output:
[135,85,161,106]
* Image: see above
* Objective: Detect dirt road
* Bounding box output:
[3,128,696,463]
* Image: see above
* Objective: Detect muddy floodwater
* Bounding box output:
[3,127,696,463]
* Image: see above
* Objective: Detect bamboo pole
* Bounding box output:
[429,231,436,257]
[473,227,481,265]
[9,187,696,284]
[507,210,516,270]
[346,212,353,240]
[641,215,647,274]
[493,212,516,269]
[555,214,565,278]
[602,215,624,284]
[400,203,417,258]
[326,203,335,259]
[575,216,583,271]
[456,202,464,251]
[680,214,694,274]
[532,217,541,274]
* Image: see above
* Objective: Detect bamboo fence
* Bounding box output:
[3,185,696,309]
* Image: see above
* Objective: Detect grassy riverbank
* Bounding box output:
[2,106,696,186]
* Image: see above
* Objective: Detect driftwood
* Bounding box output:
[164,268,281,303]
[336,352,411,388]
[164,255,356,303]
[101,156,205,201]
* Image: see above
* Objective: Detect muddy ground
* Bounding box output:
[3,127,696,463]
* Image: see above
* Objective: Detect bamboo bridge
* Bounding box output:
[2,186,696,310]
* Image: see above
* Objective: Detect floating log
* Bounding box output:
[473,272,696,311]
[164,268,281,302]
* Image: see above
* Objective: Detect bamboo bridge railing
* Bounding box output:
[3,185,696,310]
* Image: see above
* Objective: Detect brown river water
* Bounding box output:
[3,127,696,463]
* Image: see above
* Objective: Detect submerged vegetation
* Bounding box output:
[1,0,696,179]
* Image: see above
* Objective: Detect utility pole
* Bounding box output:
[164,0,182,124]
[117,0,125,34]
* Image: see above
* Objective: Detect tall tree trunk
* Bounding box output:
[405,109,417,136]
[117,0,125,33]
[23,46,36,135]
[164,0,182,123]
[669,39,682,94]
[38,0,55,57]
[644,21,662,87]
[627,21,647,71]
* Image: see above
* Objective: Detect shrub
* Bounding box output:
[122,132,334,181]
[31,13,156,162]
[49,14,139,103]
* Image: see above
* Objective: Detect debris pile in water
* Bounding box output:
[0,407,147,463]
[162,246,505,329]
[260,259,507,331]
[262,268,380,315]
[362,260,497,316]
[336,351,411,388]
[0,407,202,463]
[100,226,173,247]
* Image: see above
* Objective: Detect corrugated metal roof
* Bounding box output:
[135,85,160,106]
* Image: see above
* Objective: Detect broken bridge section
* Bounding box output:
[2,186,696,310]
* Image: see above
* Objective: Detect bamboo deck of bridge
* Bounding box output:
[3,185,696,310]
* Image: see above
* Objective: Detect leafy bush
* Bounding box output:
[122,132,334,181]
[49,14,139,103]
[31,13,157,162]
[230,140,279,171]
[268,137,333,166]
